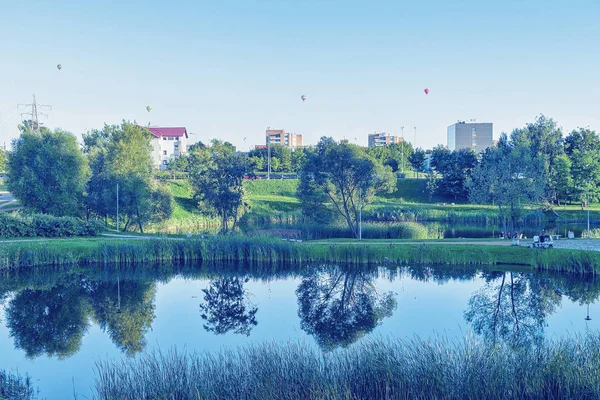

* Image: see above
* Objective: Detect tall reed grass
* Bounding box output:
[94,333,600,400]
[0,369,35,400]
[0,236,599,274]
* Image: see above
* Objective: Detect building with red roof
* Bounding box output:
[147,126,188,170]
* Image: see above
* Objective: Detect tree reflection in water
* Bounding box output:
[89,279,157,356]
[5,282,91,359]
[3,273,157,359]
[199,277,258,336]
[464,271,563,346]
[296,265,397,350]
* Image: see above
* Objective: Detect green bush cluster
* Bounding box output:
[0,213,102,238]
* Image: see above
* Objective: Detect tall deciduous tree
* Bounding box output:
[0,148,7,172]
[84,122,172,232]
[511,115,563,203]
[297,137,395,238]
[188,140,248,234]
[430,146,477,201]
[467,134,546,230]
[565,128,600,203]
[408,148,426,178]
[7,128,89,216]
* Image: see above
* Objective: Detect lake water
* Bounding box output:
[1,263,598,399]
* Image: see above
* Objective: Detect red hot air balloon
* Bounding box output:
[424,88,429,95]
[301,95,306,102]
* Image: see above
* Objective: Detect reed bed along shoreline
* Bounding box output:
[94,334,600,400]
[0,235,599,275]
[0,369,35,400]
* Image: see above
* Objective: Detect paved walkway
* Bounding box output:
[310,239,600,251]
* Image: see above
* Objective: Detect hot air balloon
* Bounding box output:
[424,88,429,95]
[57,64,62,70]
[301,95,306,102]
[146,105,152,112]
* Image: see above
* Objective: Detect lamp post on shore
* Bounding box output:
[116,180,119,233]
[267,127,271,180]
[586,303,591,321]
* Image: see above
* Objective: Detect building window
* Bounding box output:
[163,160,167,165]
[163,137,167,140]
[175,137,179,141]
[163,150,167,155]
[168,137,174,141]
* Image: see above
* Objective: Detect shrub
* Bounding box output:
[0,213,102,238]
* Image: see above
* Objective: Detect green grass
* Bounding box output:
[93,333,600,400]
[146,179,600,234]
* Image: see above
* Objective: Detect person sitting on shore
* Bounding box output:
[499,231,504,239]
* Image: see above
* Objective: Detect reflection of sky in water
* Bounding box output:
[0,266,597,399]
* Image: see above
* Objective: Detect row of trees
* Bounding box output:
[408,116,600,227]
[5,122,172,232]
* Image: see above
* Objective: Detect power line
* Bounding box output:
[17,94,51,133]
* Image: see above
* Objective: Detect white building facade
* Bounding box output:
[147,126,188,170]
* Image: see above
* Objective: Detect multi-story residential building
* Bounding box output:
[447,122,493,153]
[368,132,404,148]
[266,129,303,148]
[147,126,188,170]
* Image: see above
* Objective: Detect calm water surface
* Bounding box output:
[0,263,598,399]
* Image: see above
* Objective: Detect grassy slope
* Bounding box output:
[153,179,600,233]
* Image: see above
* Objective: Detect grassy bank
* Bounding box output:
[1,236,599,274]
[0,369,35,400]
[94,334,600,400]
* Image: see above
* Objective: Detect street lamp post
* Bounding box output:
[413,126,417,149]
[116,181,119,233]
[267,127,271,180]
[585,303,591,321]
[400,126,404,173]
[358,190,362,240]
[587,182,591,238]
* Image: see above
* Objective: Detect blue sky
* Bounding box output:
[0,0,598,150]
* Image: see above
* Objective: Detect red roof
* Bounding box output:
[147,127,188,138]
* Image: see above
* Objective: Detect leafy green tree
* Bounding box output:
[166,155,189,172]
[199,277,258,336]
[6,128,89,216]
[270,156,281,172]
[297,137,395,238]
[511,115,564,203]
[549,155,573,205]
[270,144,291,172]
[467,135,546,230]
[248,155,265,171]
[368,142,413,174]
[0,148,7,172]
[84,122,172,232]
[430,147,477,201]
[408,148,426,178]
[565,128,600,203]
[290,148,306,172]
[188,139,248,233]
